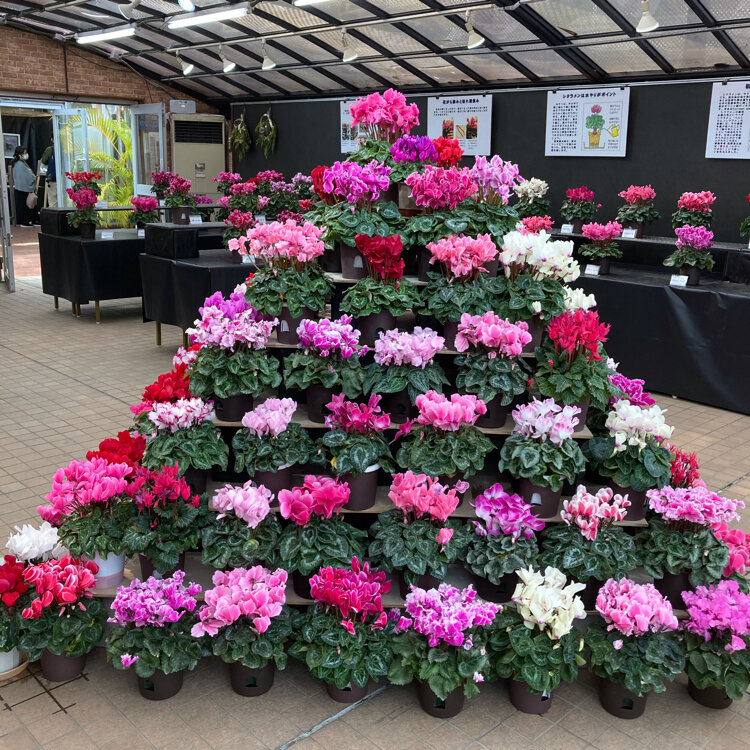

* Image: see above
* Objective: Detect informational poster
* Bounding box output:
[340,100,363,153]
[427,95,492,156]
[545,88,630,157]
[705,81,750,160]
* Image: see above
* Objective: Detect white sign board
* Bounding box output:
[545,88,629,157]
[427,95,492,156]
[669,274,688,288]
[705,81,750,159]
[340,100,364,153]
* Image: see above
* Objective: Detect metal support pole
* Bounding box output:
[182,330,189,348]
[54,296,59,309]
[155,321,162,347]
[95,300,100,324]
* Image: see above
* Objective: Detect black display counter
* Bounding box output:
[144,222,225,260]
[577,265,750,415]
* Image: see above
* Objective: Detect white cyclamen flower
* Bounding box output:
[7,522,65,562]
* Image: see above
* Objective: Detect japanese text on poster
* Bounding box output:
[545,88,630,157]
[340,100,363,153]
[427,95,492,156]
[705,81,750,160]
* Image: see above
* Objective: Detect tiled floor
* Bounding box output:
[1,274,750,749]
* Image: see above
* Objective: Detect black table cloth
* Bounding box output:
[577,266,750,414]
[144,222,225,260]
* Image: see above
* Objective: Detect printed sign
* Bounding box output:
[340,100,364,153]
[427,95,492,156]
[669,274,688,288]
[705,81,750,159]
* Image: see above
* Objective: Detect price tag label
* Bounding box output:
[669,274,688,288]
[189,214,203,225]
[584,264,600,276]
[241,255,252,264]
[95,200,108,209]
[622,228,637,239]
[159,199,166,207]
[137,229,145,238]
[255,215,266,225]
[100,230,114,240]
[560,223,574,234]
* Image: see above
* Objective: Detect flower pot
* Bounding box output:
[572,397,590,433]
[278,306,314,346]
[570,219,583,235]
[473,572,517,604]
[580,578,601,610]
[339,243,367,281]
[417,681,465,718]
[183,467,207,495]
[598,678,647,719]
[139,552,185,580]
[475,395,509,429]
[0,647,22,674]
[381,184,399,204]
[92,551,126,589]
[79,222,96,240]
[598,257,611,276]
[588,131,601,148]
[622,221,644,239]
[41,650,87,682]
[229,661,275,697]
[357,310,396,346]
[417,247,432,282]
[326,681,368,703]
[398,183,418,211]
[688,680,732,710]
[321,248,342,273]
[307,385,337,424]
[214,393,254,422]
[399,571,439,599]
[251,464,293,505]
[508,679,553,715]
[340,464,380,510]
[525,317,543,350]
[230,249,242,264]
[292,570,312,599]
[482,258,499,277]
[138,670,184,700]
[380,389,412,424]
[517,478,561,518]
[684,266,701,286]
[654,570,692,608]
[611,483,646,521]
[443,321,459,350]
[171,207,192,225]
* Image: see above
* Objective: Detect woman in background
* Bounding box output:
[11,145,39,226]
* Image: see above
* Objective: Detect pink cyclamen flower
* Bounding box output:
[596,578,678,637]
[426,234,497,279]
[241,398,297,438]
[278,475,350,525]
[210,481,273,527]
[389,472,465,522]
[325,393,390,434]
[405,166,477,211]
[560,485,630,541]
[471,484,545,541]
[436,528,454,549]
[373,327,444,368]
[647,485,743,527]
[120,654,139,667]
[415,391,486,431]
[675,225,713,251]
[511,398,580,446]
[683,580,750,650]
[455,312,531,358]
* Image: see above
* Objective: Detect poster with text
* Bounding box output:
[545,88,630,157]
[340,100,363,153]
[705,81,750,159]
[427,95,492,156]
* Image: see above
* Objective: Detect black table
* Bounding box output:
[144,222,225,260]
[577,265,750,414]
[38,229,144,321]
[140,248,252,344]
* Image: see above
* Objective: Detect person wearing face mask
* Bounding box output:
[11,145,40,226]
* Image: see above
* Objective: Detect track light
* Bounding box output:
[465,11,484,49]
[293,0,334,6]
[177,0,195,10]
[636,0,659,33]
[168,2,248,29]
[261,41,276,71]
[176,54,194,75]
[220,45,236,73]
[76,24,135,43]
[117,0,140,20]
[341,30,357,63]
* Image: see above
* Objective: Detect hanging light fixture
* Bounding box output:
[167,2,249,29]
[177,0,195,11]
[176,53,194,75]
[636,0,659,33]
[341,30,357,63]
[117,0,140,20]
[220,45,236,73]
[261,40,276,71]
[76,24,136,43]
[465,11,485,49]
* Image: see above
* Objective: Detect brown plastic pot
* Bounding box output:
[525,317,544,350]
[139,552,185,580]
[573,398,590,433]
[417,247,432,282]
[688,680,732,709]
[380,389,412,424]
[417,681,465,718]
[79,222,96,240]
[326,681,368,703]
[340,465,379,510]
[611,483,647,521]
[655,570,692,608]
[475,395,509,429]
[182,467,207,495]
[230,249,242,264]
[41,650,87,682]
[599,678,647,719]
[229,661,275,697]
[171,207,192,225]
[399,571,439,599]
[622,221,644,238]
[357,310,396,346]
[251,465,293,505]
[214,393,254,422]
[598,257,612,276]
[339,243,367,280]
[517,478,561,518]
[580,578,601,610]
[473,572,517,604]
[570,219,583,234]
[321,248,342,273]
[482,258,499,277]
[278,306,314,345]
[685,266,701,286]
[307,385,338,423]
[443,321,459,350]
[293,570,312,599]
[508,679,552,715]
[138,670,184,700]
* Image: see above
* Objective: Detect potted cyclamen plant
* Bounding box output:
[637,484,739,605]
[150,170,175,201]
[106,572,203,700]
[587,578,684,719]
[389,135,438,211]
[514,177,551,218]
[283,316,367,422]
[320,394,394,510]
[201,482,282,569]
[522,215,554,233]
[349,87,420,145]
[6,521,64,565]
[0,556,30,675]
[498,399,586,517]
[275,476,366,598]
[222,210,255,260]
[388,583,500,718]
[232,397,319,495]
[193,566,292,696]
[396,391,493,481]
[533,309,616,426]
[616,185,660,238]
[712,522,750,586]
[454,311,532,428]
[585,105,605,148]
[241,220,333,344]
[541,485,638,609]
[37,457,132,588]
[583,399,674,520]
[140,397,229,494]
[163,175,196,225]
[363,327,447,423]
[672,190,716,228]
[19,555,105,681]
[339,233,420,344]
[65,187,99,239]
[290,559,395,703]
[122,465,202,580]
[186,286,281,421]
[681,580,750,709]
[664,225,714,286]
[368,472,472,596]
[462,485,544,603]
[579,221,623,275]
[130,196,159,228]
[487,566,586,715]
[560,186,599,234]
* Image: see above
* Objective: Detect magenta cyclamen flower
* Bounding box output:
[560,485,630,541]
[349,88,420,137]
[415,391,486,431]
[426,234,497,279]
[582,221,623,243]
[468,155,522,204]
[373,327,444,368]
[647,485,743,526]
[675,225,713,251]
[596,578,679,637]
[242,220,324,263]
[120,654,139,668]
[609,372,655,407]
[405,166,477,210]
[511,398,580,446]
[325,393,390,434]
[455,312,531,358]
[683,580,750,652]
[471,484,545,541]
[390,135,438,164]
[322,161,391,205]
[241,397,297,438]
[131,196,158,212]
[147,398,215,433]
[296,315,365,359]
[210,481,273,527]
[618,185,656,205]
[187,303,277,351]
[389,472,467,522]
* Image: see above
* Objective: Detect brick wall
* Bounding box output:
[0,26,217,113]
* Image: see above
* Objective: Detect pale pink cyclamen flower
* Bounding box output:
[415,391,486,431]
[454,312,531,358]
[210,481,273,527]
[241,398,297,438]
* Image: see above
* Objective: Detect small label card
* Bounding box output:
[189,214,203,225]
[622,228,637,239]
[669,274,688,288]
[159,199,166,207]
[137,229,145,238]
[560,223,574,234]
[255,215,266,224]
[100,230,114,240]
[584,264,600,276]
[95,200,109,208]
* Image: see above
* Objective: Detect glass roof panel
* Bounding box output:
[463,52,529,81]
[220,11,285,35]
[581,40,664,73]
[256,71,311,93]
[310,29,379,57]
[533,0,620,37]
[699,0,750,21]
[508,49,583,78]
[472,6,537,44]
[607,0,700,27]
[648,31,736,68]
[224,73,264,94]
[274,35,339,62]
[416,56,477,83]
[296,67,354,91]
[356,23,430,54]
[326,64,383,89]
[726,28,750,56]
[259,0,373,30]
[362,60,425,86]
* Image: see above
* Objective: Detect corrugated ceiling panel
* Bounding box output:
[260,0,373,30]
[362,60,425,85]
[701,0,750,20]
[256,71,314,93]
[607,0,700,27]
[582,40,663,73]
[473,7,537,45]
[465,52,530,81]
[326,64,383,89]
[533,0,620,37]
[726,28,750,55]
[311,29,379,57]
[509,49,583,77]
[356,23,430,54]
[648,32,736,68]
[275,35,339,62]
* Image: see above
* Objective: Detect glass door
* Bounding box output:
[52,108,88,206]
[130,103,166,195]
[0,109,15,292]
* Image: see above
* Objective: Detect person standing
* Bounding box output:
[41,135,58,207]
[11,146,39,226]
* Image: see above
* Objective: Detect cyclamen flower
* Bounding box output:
[547,309,609,362]
[389,472,467,522]
[138,364,192,408]
[349,88,419,138]
[355,234,404,280]
[120,654,139,668]
[514,178,549,201]
[212,171,242,186]
[276,210,303,224]
[200,283,253,320]
[125,464,199,511]
[131,196,158,212]
[278,475,350,525]
[224,209,255,233]
[500,231,579,283]
[297,315,365,359]
[373,327,444,368]
[566,186,595,202]
[647,485,743,527]
[256,170,284,182]
[609,372,655,408]
[471,485,545,541]
[66,188,97,209]
[436,528,454,549]
[431,137,463,167]
[511,398,580,447]
[243,220,324,263]
[618,185,656,205]
[468,155,522,204]
[427,234,497,279]
[322,161,391,205]
[210,481,272,527]
[669,446,701,488]
[0,556,29,609]
[406,166,477,211]
[147,398,215,433]
[455,312,531,358]
[6,522,64,563]
[677,191,715,212]
[187,306,277,351]
[683,580,750,652]
[582,221,622,243]
[173,344,201,368]
[563,286,597,311]
[22,555,98,620]
[192,565,287,637]
[596,578,679,637]
[151,171,176,186]
[229,182,257,196]
[87,430,146,469]
[241,397,297,438]
[390,135,438,164]
[325,393,390,434]
[166,176,192,197]
[712,524,750,577]
[560,485,630,541]
[415,391,486,431]
[521,215,554,233]
[675,225,713,251]
[605,400,673,451]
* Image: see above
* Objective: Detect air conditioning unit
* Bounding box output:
[169,114,226,199]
